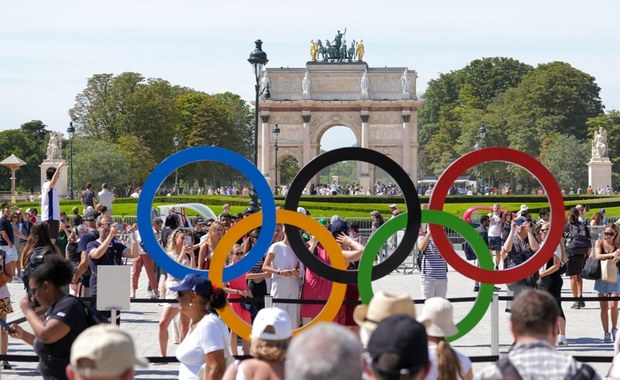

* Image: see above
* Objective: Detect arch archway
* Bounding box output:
[257,62,420,193]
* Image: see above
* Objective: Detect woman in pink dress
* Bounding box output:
[223,244,252,355]
[300,238,332,325]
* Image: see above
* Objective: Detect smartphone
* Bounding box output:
[0,318,14,333]
[116,223,123,231]
[184,236,192,247]
[514,219,524,226]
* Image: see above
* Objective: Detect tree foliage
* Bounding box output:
[418,58,607,189]
[540,133,590,191]
[72,138,130,190]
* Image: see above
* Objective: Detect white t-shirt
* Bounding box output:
[40,181,60,221]
[176,313,228,380]
[268,241,299,271]
[426,345,472,380]
[97,189,114,211]
[488,213,502,237]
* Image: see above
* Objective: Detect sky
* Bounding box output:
[2,0,619,152]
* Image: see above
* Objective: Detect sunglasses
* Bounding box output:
[604,232,616,237]
[233,251,244,256]
[98,223,112,228]
[540,229,549,232]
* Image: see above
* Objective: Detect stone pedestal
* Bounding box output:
[588,159,613,191]
[40,160,68,198]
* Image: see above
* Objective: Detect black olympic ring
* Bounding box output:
[284,147,422,284]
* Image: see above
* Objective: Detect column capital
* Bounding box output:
[402,114,411,123]
[260,115,270,123]
[360,114,370,123]
[302,115,311,123]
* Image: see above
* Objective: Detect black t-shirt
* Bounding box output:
[66,242,80,267]
[0,217,14,245]
[81,189,95,207]
[71,215,82,228]
[77,231,99,254]
[33,294,88,380]
[86,239,127,295]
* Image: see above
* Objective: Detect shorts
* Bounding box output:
[567,253,587,276]
[0,297,13,315]
[45,219,60,240]
[489,236,502,251]
[0,245,17,262]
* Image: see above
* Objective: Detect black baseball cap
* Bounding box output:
[83,210,101,222]
[194,217,206,225]
[367,314,429,376]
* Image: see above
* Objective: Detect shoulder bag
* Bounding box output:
[582,253,601,280]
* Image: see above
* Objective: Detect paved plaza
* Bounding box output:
[0,248,616,379]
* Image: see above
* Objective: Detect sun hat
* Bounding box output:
[366,315,429,376]
[353,291,416,333]
[70,325,148,378]
[251,307,292,341]
[417,297,458,337]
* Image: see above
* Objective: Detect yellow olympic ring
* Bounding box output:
[209,209,348,341]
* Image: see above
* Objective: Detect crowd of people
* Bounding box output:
[0,163,618,378]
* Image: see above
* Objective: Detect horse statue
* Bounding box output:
[316,40,329,61]
[339,41,348,62]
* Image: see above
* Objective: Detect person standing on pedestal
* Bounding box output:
[40,162,64,244]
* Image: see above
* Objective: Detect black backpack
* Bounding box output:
[22,246,55,290]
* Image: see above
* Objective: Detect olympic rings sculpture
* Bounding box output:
[137,145,565,341]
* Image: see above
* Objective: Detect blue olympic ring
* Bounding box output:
[137,146,276,282]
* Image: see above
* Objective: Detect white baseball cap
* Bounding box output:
[251,307,292,341]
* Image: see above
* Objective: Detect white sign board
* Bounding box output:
[97,265,131,311]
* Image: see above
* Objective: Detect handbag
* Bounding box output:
[198,317,235,378]
[601,258,620,283]
[582,256,601,280]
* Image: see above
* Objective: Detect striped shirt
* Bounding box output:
[417,236,448,279]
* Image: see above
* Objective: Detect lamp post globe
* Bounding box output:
[67,122,76,200]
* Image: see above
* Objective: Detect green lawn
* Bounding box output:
[16,195,619,221]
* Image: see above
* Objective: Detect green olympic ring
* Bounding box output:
[358,210,494,342]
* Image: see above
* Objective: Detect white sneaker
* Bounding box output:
[557,336,568,346]
[604,332,613,343]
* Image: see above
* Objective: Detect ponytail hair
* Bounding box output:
[436,339,463,380]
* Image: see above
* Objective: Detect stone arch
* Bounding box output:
[257,61,420,193]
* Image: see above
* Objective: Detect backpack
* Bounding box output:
[462,242,477,260]
[77,297,108,326]
[22,246,55,291]
[497,356,597,380]
[565,223,592,250]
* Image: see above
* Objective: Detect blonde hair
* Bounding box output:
[250,337,290,362]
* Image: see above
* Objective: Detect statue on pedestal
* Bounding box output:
[591,127,608,159]
[46,132,63,161]
[401,69,410,98]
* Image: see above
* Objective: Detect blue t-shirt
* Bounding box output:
[86,239,127,295]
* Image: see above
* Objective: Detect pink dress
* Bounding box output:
[301,244,333,319]
[227,270,251,324]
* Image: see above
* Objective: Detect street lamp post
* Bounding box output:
[479,125,487,193]
[248,39,269,167]
[247,39,269,212]
[473,142,481,193]
[67,122,75,200]
[173,134,179,194]
[272,124,280,195]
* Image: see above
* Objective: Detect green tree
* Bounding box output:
[72,138,130,189]
[280,156,300,187]
[498,62,603,156]
[116,135,157,187]
[540,133,590,191]
[213,92,254,159]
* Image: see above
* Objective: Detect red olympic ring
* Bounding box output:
[428,147,565,284]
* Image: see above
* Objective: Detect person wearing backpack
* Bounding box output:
[565,207,593,309]
[20,222,60,292]
[536,222,568,346]
[10,255,89,380]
